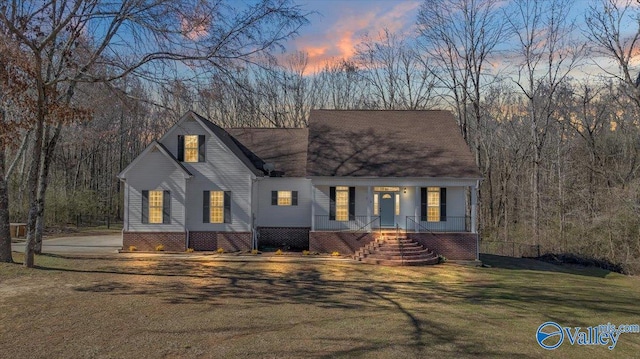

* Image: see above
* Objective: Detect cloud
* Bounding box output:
[180,14,210,41]
[287,1,421,74]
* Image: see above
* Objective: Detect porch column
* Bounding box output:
[311,185,316,231]
[367,186,372,231]
[471,182,478,234]
[414,186,420,232]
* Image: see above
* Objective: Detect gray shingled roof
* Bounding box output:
[306,110,481,178]
[225,128,309,177]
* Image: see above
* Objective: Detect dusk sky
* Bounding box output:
[285,0,422,71]
[280,0,638,78]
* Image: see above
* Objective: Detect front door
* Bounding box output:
[379,192,395,227]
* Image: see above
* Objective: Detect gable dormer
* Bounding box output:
[158,111,263,176]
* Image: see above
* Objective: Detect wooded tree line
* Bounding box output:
[2,0,640,272]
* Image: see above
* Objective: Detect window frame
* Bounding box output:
[335,186,349,221]
[148,190,164,224]
[203,190,231,224]
[210,191,225,223]
[427,187,440,222]
[271,191,298,206]
[184,135,199,163]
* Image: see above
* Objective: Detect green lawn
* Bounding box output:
[1,253,638,358]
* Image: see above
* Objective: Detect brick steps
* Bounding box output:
[354,233,439,266]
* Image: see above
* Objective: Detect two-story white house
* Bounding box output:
[117,110,482,261]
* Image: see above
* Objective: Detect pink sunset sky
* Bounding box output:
[285,0,421,71]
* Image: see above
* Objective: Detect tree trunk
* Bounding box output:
[34,124,61,254]
[24,98,45,268]
[0,147,13,263]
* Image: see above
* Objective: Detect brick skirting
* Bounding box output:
[407,232,478,260]
[258,227,310,250]
[123,232,186,251]
[309,232,376,254]
[188,231,252,252]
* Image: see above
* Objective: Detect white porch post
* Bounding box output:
[471,182,478,234]
[367,186,372,231]
[311,184,316,231]
[414,186,420,232]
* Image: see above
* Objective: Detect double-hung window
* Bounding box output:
[178,135,205,162]
[330,186,355,221]
[271,191,298,206]
[203,191,231,223]
[421,187,446,222]
[142,190,170,224]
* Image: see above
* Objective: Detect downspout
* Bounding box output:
[251,176,263,250]
[184,176,189,250]
[311,181,315,231]
[123,179,128,232]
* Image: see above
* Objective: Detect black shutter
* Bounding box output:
[141,190,149,224]
[348,187,355,220]
[198,135,205,162]
[224,191,231,223]
[440,188,447,222]
[162,190,171,224]
[292,191,298,206]
[203,191,210,223]
[420,187,427,221]
[329,187,336,220]
[177,135,184,161]
[271,191,278,205]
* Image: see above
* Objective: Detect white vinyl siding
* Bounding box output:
[125,149,186,232]
[256,178,312,227]
[162,119,253,232]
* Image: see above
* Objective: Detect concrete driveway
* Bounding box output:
[12,234,122,254]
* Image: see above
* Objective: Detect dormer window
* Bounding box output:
[178,135,205,162]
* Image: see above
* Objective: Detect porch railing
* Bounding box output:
[314,215,380,232]
[405,216,470,233]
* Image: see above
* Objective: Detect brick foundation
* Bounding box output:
[188,231,252,252]
[407,232,478,260]
[309,232,376,254]
[258,227,310,250]
[123,232,186,252]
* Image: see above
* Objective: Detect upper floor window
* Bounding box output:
[271,191,298,206]
[178,135,205,162]
[184,135,199,162]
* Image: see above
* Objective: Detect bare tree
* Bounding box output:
[505,0,584,245]
[417,0,503,146]
[0,0,309,267]
[586,0,640,109]
[355,29,438,110]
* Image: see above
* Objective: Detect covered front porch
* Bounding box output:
[310,181,479,234]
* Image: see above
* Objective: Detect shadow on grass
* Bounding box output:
[480,254,613,278]
[11,253,637,357]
